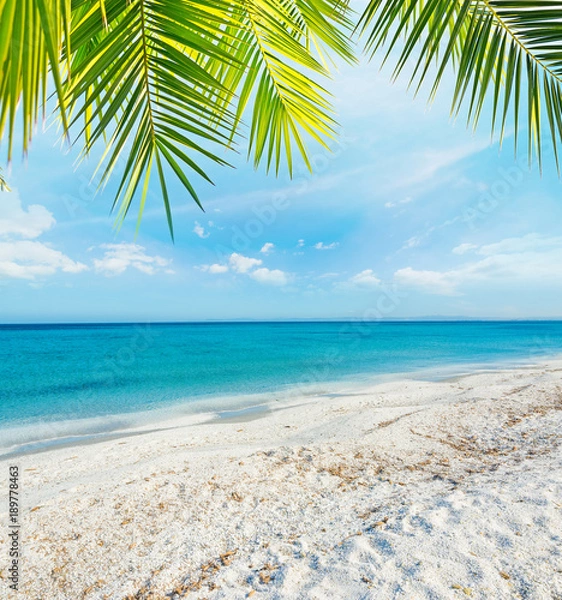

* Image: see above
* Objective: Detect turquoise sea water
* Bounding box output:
[1,321,562,452]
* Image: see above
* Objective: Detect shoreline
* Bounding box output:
[2,353,560,459]
[0,360,561,598]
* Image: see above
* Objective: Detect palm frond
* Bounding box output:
[66,0,243,237]
[0,0,71,162]
[0,0,354,235]
[358,0,562,171]
[211,0,356,175]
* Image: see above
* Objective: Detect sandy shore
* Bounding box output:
[1,362,562,599]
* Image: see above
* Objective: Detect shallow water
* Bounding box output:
[1,320,561,450]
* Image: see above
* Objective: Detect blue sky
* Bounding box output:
[1,56,562,323]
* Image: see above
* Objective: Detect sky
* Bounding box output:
[1,51,562,322]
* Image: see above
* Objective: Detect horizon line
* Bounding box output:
[2,317,562,326]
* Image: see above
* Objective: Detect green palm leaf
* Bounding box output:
[214,0,356,175]
[358,0,562,171]
[0,0,354,235]
[66,0,241,238]
[0,0,72,162]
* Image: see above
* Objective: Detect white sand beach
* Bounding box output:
[1,361,561,600]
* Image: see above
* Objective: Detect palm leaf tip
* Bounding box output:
[359,0,562,171]
[0,170,10,192]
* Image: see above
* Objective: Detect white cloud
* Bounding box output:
[334,269,382,291]
[385,196,414,209]
[0,192,55,239]
[452,243,478,255]
[200,263,229,274]
[297,239,305,247]
[229,253,262,273]
[93,243,172,277]
[399,216,462,252]
[0,192,88,281]
[0,241,87,280]
[193,221,210,239]
[386,139,491,194]
[395,234,562,296]
[477,233,562,256]
[198,253,288,286]
[314,242,339,251]
[260,242,275,254]
[401,236,422,250]
[250,268,288,286]
[394,267,459,296]
[208,264,228,274]
[348,269,381,288]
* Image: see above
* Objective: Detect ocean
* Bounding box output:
[1,320,562,453]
